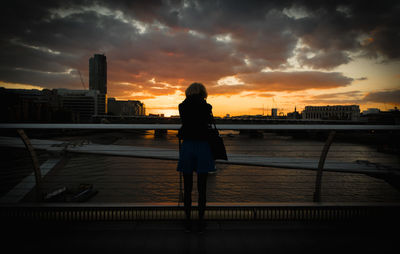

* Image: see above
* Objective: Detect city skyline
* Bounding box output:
[1,1,399,117]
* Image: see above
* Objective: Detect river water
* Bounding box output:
[2,130,400,203]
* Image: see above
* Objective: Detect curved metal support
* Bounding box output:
[313,131,336,202]
[16,129,43,201]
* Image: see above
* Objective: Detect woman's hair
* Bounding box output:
[185,82,208,98]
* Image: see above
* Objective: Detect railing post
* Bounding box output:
[17,129,43,201]
[313,130,336,202]
[178,138,183,207]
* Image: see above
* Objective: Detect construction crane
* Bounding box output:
[78,70,86,90]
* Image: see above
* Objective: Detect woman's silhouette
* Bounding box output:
[177,83,215,233]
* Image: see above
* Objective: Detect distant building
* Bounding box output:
[89,54,107,114]
[360,107,400,124]
[287,107,301,119]
[362,108,380,115]
[107,98,145,116]
[302,105,360,121]
[271,108,278,117]
[56,89,106,122]
[0,87,78,123]
[149,113,164,117]
[89,54,107,94]
[1,54,109,123]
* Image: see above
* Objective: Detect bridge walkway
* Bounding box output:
[3,219,398,254]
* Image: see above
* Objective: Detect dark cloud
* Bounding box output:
[363,89,400,104]
[0,67,80,89]
[239,71,353,91]
[310,90,365,99]
[0,0,398,98]
[299,90,364,105]
[207,71,353,96]
[243,93,276,98]
[296,47,352,70]
[301,99,363,105]
[108,79,180,100]
[293,0,400,60]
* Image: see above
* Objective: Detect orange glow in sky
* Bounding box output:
[107,56,400,117]
[1,1,399,117]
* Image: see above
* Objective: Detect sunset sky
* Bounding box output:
[1,0,399,116]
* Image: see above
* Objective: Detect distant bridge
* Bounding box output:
[91,115,373,125]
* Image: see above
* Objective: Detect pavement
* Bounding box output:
[3,220,398,254]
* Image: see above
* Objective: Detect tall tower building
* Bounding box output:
[89,54,107,115]
[89,54,107,94]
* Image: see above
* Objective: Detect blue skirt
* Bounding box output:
[177,140,215,173]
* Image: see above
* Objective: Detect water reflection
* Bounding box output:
[29,130,400,203]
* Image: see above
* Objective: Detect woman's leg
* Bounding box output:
[197,172,208,220]
[183,173,193,220]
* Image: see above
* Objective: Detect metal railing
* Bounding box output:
[1,203,399,222]
[0,123,399,130]
[0,123,399,222]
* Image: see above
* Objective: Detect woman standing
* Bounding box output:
[177,83,215,233]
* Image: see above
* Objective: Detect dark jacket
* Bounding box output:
[178,95,213,141]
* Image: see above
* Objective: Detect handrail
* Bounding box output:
[0,123,399,130]
[1,123,398,204]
